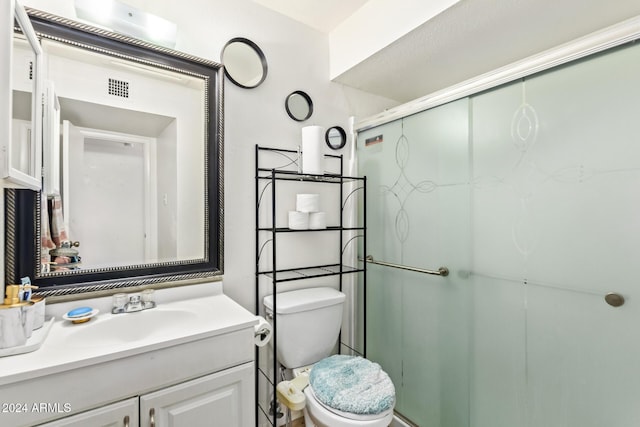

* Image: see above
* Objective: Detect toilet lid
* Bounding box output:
[309,355,395,416]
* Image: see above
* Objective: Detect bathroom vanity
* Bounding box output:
[0,282,257,427]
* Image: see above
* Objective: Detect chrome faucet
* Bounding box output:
[112,291,156,314]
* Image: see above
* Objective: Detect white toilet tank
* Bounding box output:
[263,287,345,369]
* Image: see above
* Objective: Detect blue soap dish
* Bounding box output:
[66,307,93,318]
[63,307,99,324]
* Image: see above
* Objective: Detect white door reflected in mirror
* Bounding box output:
[58,121,156,270]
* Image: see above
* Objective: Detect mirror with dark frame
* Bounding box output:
[325,126,347,150]
[285,90,313,121]
[5,9,224,296]
[221,37,267,89]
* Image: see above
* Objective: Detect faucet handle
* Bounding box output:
[141,289,156,309]
[112,293,127,314]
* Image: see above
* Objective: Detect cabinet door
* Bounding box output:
[140,362,254,427]
[1,0,43,190]
[36,397,138,427]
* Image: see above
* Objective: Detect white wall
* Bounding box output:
[18,0,397,311]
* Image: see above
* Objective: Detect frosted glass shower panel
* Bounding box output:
[358,99,471,427]
[469,40,640,427]
[521,42,640,426]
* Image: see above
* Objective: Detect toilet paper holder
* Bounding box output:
[255,326,271,340]
[253,315,273,347]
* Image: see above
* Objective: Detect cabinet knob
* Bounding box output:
[123,415,130,427]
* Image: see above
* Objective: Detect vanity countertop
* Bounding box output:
[0,282,258,387]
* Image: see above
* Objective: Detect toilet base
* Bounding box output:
[303,408,392,427]
[302,387,394,427]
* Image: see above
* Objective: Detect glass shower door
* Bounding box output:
[358,99,471,427]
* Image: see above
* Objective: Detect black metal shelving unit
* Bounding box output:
[254,145,367,427]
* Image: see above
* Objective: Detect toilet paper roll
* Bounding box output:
[309,212,327,229]
[296,194,320,213]
[302,126,324,175]
[254,316,272,347]
[288,211,309,230]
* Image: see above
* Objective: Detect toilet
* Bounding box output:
[263,287,395,427]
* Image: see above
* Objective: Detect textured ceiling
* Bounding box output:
[333,0,640,103]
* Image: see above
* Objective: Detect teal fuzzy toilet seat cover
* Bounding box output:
[309,355,395,415]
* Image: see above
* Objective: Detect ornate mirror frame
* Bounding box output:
[5,9,224,298]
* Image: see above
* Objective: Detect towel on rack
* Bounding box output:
[48,194,68,247]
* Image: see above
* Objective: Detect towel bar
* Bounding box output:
[360,255,449,277]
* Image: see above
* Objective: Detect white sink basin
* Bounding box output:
[66,309,199,346]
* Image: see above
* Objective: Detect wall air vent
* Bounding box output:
[108,78,129,98]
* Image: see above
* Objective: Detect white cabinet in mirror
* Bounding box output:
[1,0,44,190]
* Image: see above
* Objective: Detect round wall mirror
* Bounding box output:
[285,90,313,121]
[221,37,267,89]
[325,126,347,150]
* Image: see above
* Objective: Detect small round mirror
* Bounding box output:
[325,126,347,150]
[285,91,313,121]
[221,37,267,89]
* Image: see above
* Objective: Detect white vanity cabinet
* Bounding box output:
[37,363,253,427]
[0,290,258,427]
[1,0,44,190]
[2,333,256,427]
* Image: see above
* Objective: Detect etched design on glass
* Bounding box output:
[548,165,599,183]
[471,80,542,257]
[381,120,437,245]
[511,82,539,152]
[510,82,540,256]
